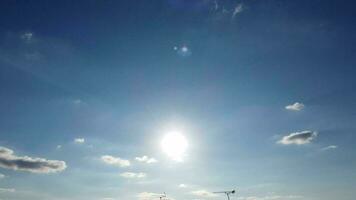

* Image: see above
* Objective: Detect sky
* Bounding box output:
[0,0,356,200]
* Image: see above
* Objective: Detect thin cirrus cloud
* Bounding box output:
[238,195,304,200]
[321,145,338,151]
[0,187,15,193]
[120,172,146,179]
[191,190,217,198]
[101,155,130,167]
[178,183,187,188]
[74,138,85,144]
[137,192,162,200]
[277,131,318,145]
[20,32,33,42]
[285,102,305,111]
[232,3,244,19]
[135,156,157,164]
[0,146,66,174]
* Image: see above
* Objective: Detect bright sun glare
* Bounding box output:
[161,131,188,162]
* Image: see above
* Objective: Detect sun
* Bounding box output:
[161,131,188,162]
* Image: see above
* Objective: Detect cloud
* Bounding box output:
[74,138,85,144]
[20,32,33,42]
[0,146,66,174]
[174,45,192,57]
[101,155,130,167]
[72,99,84,105]
[321,145,338,151]
[285,102,305,111]
[135,156,157,164]
[238,195,303,200]
[277,131,317,145]
[179,184,187,188]
[0,188,15,193]
[232,3,244,19]
[56,145,62,150]
[120,172,146,179]
[191,190,217,198]
[0,173,5,179]
[137,192,162,200]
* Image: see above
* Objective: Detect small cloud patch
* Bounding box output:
[20,32,33,42]
[135,156,157,164]
[0,188,15,193]
[174,45,192,57]
[321,145,338,151]
[191,190,217,198]
[101,155,130,167]
[120,172,146,179]
[137,192,162,200]
[232,3,244,19]
[74,138,85,144]
[278,131,317,145]
[285,102,305,111]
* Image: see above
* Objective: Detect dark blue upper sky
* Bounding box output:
[0,1,356,200]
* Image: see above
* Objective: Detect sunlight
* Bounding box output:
[161,131,188,162]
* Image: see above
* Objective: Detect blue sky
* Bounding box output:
[0,0,356,200]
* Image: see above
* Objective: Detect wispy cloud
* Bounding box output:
[20,32,33,42]
[0,173,5,179]
[285,102,305,111]
[137,192,162,200]
[191,190,217,198]
[0,187,15,193]
[120,172,146,179]
[74,138,85,144]
[135,156,157,164]
[277,131,317,145]
[232,3,244,19]
[174,45,192,57]
[237,195,303,200]
[321,145,338,151]
[179,183,187,188]
[101,155,130,167]
[0,146,66,173]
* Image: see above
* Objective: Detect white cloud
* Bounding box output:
[191,190,217,198]
[74,138,85,144]
[238,195,303,200]
[285,102,305,111]
[179,184,187,188]
[20,32,33,42]
[232,3,244,19]
[174,45,192,57]
[0,173,5,179]
[0,188,15,193]
[135,156,157,164]
[137,192,162,200]
[0,146,66,174]
[321,145,338,151]
[73,99,83,105]
[278,131,317,145]
[101,198,115,200]
[101,155,130,167]
[120,172,146,179]
[56,145,62,150]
